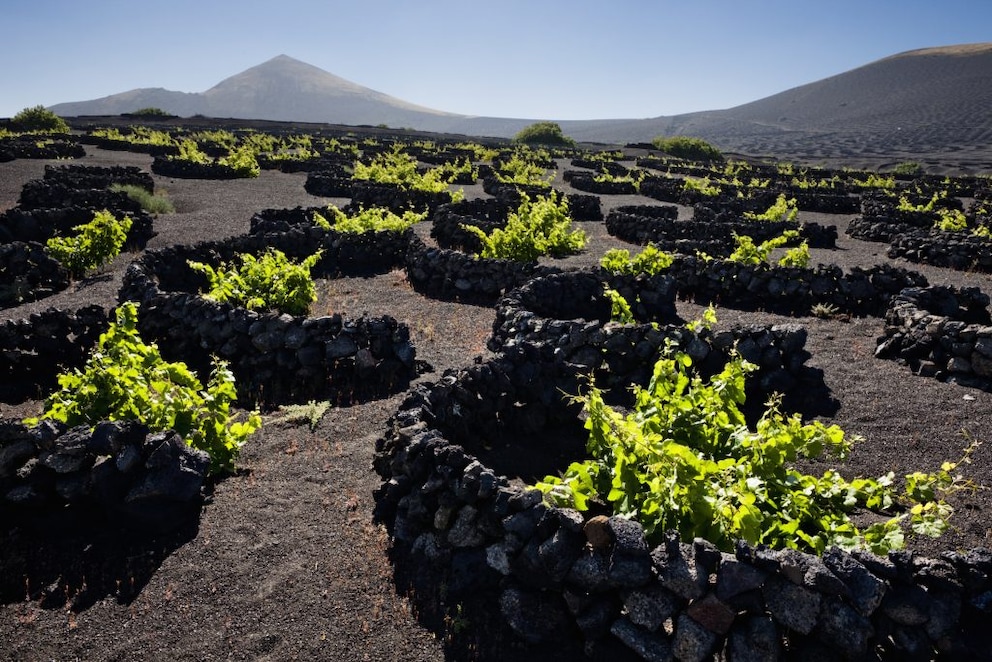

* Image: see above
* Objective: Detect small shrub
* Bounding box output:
[811,302,841,319]
[353,146,463,200]
[188,248,322,315]
[45,209,132,277]
[850,173,896,189]
[10,105,69,133]
[176,139,211,164]
[268,399,332,431]
[728,230,808,267]
[25,302,261,475]
[127,107,175,118]
[935,208,968,232]
[494,151,553,187]
[682,176,721,197]
[513,121,576,147]
[651,136,723,162]
[779,240,811,268]
[892,161,923,176]
[109,183,175,214]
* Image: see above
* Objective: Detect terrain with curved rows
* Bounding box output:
[1,125,991,661]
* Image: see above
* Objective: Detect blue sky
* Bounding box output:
[2,0,989,120]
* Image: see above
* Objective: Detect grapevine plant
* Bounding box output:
[188,248,322,316]
[536,346,960,554]
[600,245,675,276]
[728,231,810,268]
[494,151,554,187]
[744,194,799,223]
[25,302,261,475]
[462,193,586,261]
[353,146,465,201]
[313,205,426,233]
[171,139,260,177]
[45,209,133,277]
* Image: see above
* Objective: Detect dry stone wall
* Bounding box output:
[888,230,992,274]
[120,232,418,406]
[666,256,928,317]
[876,285,992,391]
[0,305,108,402]
[0,241,70,309]
[0,419,210,530]
[606,209,837,252]
[374,270,992,659]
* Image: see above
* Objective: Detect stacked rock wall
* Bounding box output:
[0,136,85,161]
[0,419,209,530]
[404,236,560,304]
[120,233,417,406]
[0,241,70,309]
[374,308,992,660]
[876,285,992,391]
[304,172,354,198]
[430,198,511,253]
[666,256,927,317]
[565,172,639,196]
[6,165,156,249]
[0,305,108,402]
[150,157,245,179]
[489,270,814,415]
[606,210,837,252]
[0,205,155,249]
[888,230,992,274]
[43,164,155,192]
[350,182,455,213]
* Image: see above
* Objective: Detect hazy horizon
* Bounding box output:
[3,0,990,121]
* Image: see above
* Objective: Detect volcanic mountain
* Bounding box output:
[552,43,992,168]
[49,55,462,130]
[49,45,992,169]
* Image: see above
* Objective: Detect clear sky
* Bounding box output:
[2,0,989,120]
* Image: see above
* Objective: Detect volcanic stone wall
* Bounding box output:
[150,157,247,180]
[0,205,155,249]
[0,136,85,161]
[605,210,837,251]
[488,269,813,415]
[780,190,859,214]
[374,292,992,659]
[430,198,511,253]
[564,172,639,196]
[303,172,353,197]
[480,180,603,222]
[0,419,210,529]
[845,192,961,243]
[4,165,156,249]
[350,182,455,213]
[888,230,992,274]
[43,164,155,192]
[876,285,992,391]
[404,236,560,304]
[119,233,417,406]
[0,241,70,309]
[666,256,928,317]
[0,305,108,402]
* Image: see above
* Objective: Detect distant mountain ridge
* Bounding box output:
[49,46,992,168]
[49,55,462,130]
